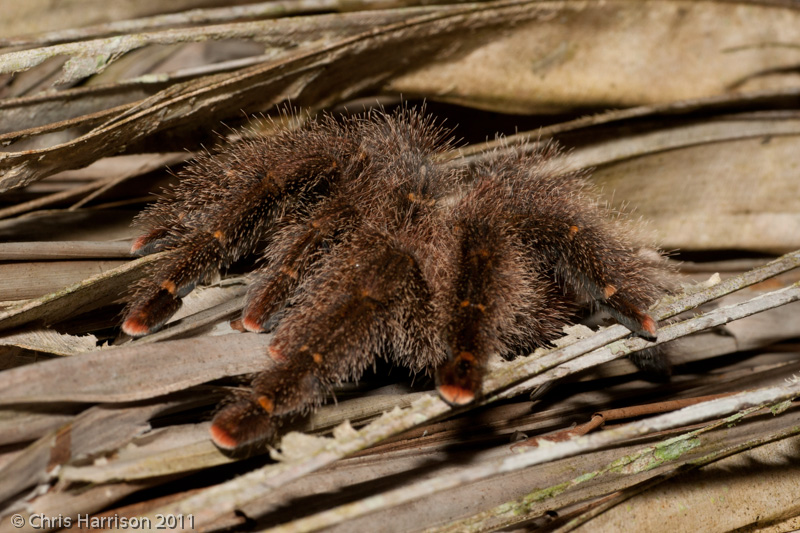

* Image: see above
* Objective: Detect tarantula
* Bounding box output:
[122,107,669,450]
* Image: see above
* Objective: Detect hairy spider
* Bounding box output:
[122,107,670,450]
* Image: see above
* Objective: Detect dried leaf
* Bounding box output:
[573,426,800,532]
[0,333,273,404]
[60,424,232,484]
[590,133,800,253]
[0,3,569,191]
[0,241,132,260]
[0,328,98,356]
[0,0,257,40]
[0,253,160,330]
[390,1,800,112]
[0,11,414,83]
[0,395,203,505]
[0,260,129,300]
[0,405,79,447]
[0,209,137,243]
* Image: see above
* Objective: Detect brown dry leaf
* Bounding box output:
[0,260,129,300]
[0,405,80,447]
[427,406,800,533]
[1,2,800,533]
[0,0,456,47]
[0,253,161,330]
[390,1,800,112]
[0,3,546,191]
[575,433,800,533]
[59,423,231,484]
[553,115,800,254]
[4,1,800,191]
[0,153,188,219]
[0,208,138,239]
[0,394,207,506]
[0,0,247,39]
[0,241,132,260]
[0,328,98,356]
[592,133,800,253]
[4,481,163,533]
[0,9,443,84]
[0,85,159,140]
[0,333,273,404]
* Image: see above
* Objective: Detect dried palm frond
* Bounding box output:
[1,2,799,532]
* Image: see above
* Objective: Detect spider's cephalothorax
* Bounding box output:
[122,108,670,449]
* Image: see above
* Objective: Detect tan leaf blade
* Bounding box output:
[0,333,273,404]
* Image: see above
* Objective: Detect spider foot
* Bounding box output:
[241,277,291,333]
[211,356,327,450]
[121,283,182,337]
[436,351,482,405]
[210,395,282,450]
[603,296,658,340]
[131,229,173,256]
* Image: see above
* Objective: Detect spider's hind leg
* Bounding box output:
[530,203,674,376]
[478,150,668,341]
[482,149,672,373]
[543,221,664,341]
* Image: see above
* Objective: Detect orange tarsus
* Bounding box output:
[241,315,265,333]
[121,315,151,337]
[641,314,658,337]
[437,384,475,405]
[209,424,239,450]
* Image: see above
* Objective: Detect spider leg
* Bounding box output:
[241,199,359,333]
[436,192,570,405]
[122,122,357,337]
[436,220,517,406]
[437,149,669,403]
[475,150,666,341]
[548,223,661,339]
[210,231,437,449]
[130,151,256,256]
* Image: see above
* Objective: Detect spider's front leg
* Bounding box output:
[210,231,438,449]
[122,122,357,337]
[241,198,360,333]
